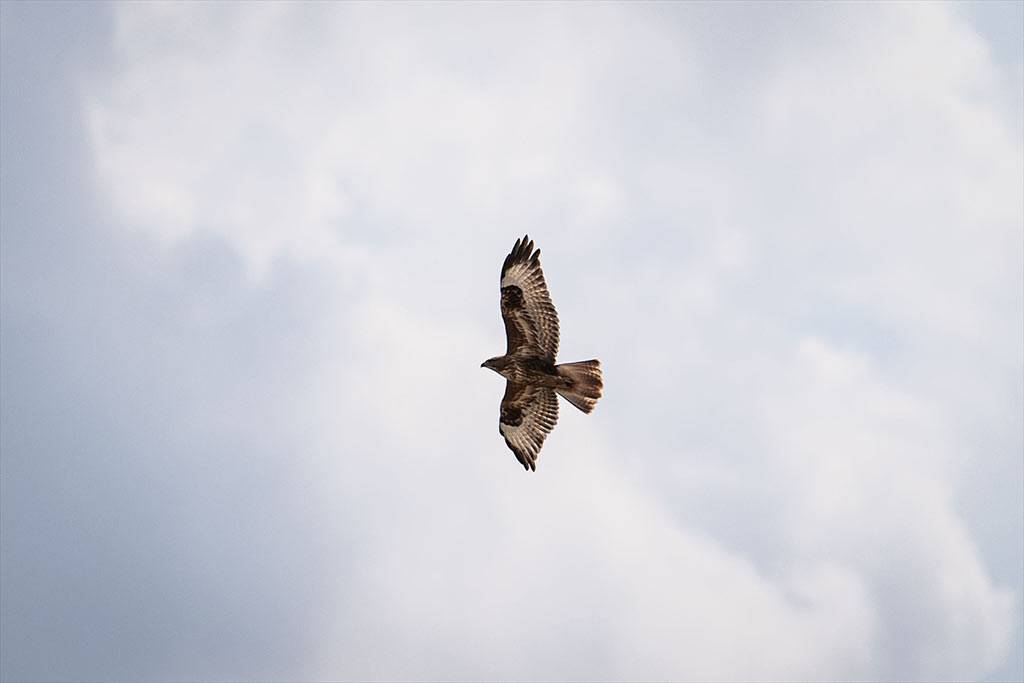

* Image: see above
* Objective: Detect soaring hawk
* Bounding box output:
[481,236,603,471]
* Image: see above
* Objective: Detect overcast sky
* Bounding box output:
[1,2,1022,682]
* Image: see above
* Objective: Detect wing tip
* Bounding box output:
[518,235,538,264]
[501,234,542,278]
[503,435,537,472]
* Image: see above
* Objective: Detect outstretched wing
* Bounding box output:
[499,382,559,471]
[500,235,560,361]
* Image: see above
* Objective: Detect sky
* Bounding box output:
[1,2,1021,682]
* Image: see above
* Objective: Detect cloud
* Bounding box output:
[3,1,1020,681]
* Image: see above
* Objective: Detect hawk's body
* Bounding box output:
[482,236,603,471]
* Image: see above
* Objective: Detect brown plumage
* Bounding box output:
[481,236,603,471]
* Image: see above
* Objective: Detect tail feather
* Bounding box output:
[555,360,603,414]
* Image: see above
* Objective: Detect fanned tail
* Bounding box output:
[555,360,603,414]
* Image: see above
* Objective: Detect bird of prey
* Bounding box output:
[481,236,603,471]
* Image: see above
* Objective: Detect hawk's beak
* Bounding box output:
[480,361,487,368]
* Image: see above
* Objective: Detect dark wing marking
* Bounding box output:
[501,284,535,356]
[499,382,559,471]
[500,235,560,361]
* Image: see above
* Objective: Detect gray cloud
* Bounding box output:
[2,7,350,680]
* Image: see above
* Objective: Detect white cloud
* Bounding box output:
[79,2,1021,681]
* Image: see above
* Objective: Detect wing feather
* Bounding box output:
[499,382,559,471]
[500,235,560,360]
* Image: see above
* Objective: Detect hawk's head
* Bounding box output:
[481,356,509,374]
